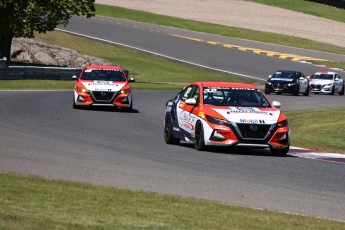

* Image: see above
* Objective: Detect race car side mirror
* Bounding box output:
[128,77,135,82]
[185,98,197,105]
[268,75,272,79]
[272,101,281,108]
[72,75,77,80]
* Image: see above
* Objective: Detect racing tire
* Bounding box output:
[73,101,79,109]
[270,146,289,157]
[122,100,133,112]
[303,87,310,96]
[194,122,206,151]
[293,85,299,96]
[330,86,335,95]
[339,85,344,95]
[264,87,271,94]
[164,116,180,145]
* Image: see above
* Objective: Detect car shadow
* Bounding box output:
[73,106,140,113]
[177,142,294,157]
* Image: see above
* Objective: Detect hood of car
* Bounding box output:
[268,78,296,84]
[81,80,127,91]
[310,79,333,85]
[212,107,280,125]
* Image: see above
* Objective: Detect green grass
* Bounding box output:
[1,173,345,229]
[33,31,253,90]
[249,0,345,23]
[286,108,345,154]
[94,3,345,55]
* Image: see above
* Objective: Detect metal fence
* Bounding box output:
[0,66,82,80]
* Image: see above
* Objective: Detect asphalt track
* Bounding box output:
[0,90,344,221]
[58,16,345,81]
[2,16,345,222]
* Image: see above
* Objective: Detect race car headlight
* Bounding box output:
[120,88,131,94]
[277,119,288,128]
[325,83,332,86]
[76,86,89,93]
[266,82,272,85]
[288,83,296,86]
[206,115,230,126]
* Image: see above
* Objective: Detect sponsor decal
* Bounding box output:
[240,119,265,124]
[227,107,268,115]
[271,78,294,82]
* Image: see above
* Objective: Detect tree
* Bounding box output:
[0,0,95,65]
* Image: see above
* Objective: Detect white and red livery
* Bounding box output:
[164,82,290,156]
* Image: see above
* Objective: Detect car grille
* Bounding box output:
[235,124,272,139]
[272,83,283,89]
[310,84,322,90]
[91,91,117,103]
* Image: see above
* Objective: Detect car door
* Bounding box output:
[334,74,342,92]
[298,73,308,93]
[176,85,200,137]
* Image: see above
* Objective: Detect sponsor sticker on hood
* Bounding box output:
[271,78,294,82]
[83,81,126,91]
[213,107,280,124]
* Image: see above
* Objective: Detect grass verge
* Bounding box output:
[33,31,254,90]
[1,172,345,229]
[286,108,345,154]
[249,0,345,23]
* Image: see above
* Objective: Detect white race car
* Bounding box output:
[164,82,290,156]
[309,71,344,95]
[73,65,135,111]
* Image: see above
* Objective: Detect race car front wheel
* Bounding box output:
[194,122,206,151]
[164,116,180,145]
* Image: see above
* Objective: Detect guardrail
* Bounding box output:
[0,66,82,80]
[306,0,345,9]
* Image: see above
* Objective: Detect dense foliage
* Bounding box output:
[0,0,95,63]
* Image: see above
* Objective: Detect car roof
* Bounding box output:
[190,82,258,89]
[83,65,123,70]
[313,71,337,75]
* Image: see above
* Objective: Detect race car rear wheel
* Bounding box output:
[270,146,289,157]
[339,85,344,95]
[194,122,206,151]
[164,116,180,145]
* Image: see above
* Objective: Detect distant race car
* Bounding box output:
[264,70,309,96]
[309,71,344,95]
[164,82,290,156]
[73,65,135,111]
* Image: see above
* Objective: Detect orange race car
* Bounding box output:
[73,65,135,111]
[164,82,290,156]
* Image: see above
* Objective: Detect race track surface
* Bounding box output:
[1,90,345,221]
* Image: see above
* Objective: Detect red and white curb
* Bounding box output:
[288,147,345,164]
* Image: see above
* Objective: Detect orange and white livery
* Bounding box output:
[164,82,290,156]
[73,65,135,111]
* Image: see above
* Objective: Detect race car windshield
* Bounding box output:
[203,87,270,107]
[81,69,127,81]
[312,74,333,80]
[272,71,298,79]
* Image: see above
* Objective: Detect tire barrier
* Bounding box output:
[0,66,82,80]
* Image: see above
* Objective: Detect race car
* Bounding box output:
[264,70,309,96]
[164,82,290,156]
[73,65,135,111]
[309,71,344,95]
